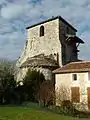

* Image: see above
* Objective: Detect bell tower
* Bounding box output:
[59,19,84,65]
[16,16,84,82]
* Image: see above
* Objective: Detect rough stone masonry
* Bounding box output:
[15,16,84,82]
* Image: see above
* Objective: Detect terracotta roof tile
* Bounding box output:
[53,61,90,73]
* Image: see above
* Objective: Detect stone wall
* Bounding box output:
[17,18,77,67]
[16,66,53,82]
[15,67,28,82]
[16,17,77,81]
[17,19,61,67]
[33,67,53,80]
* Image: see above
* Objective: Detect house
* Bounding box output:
[53,61,90,110]
[16,16,84,82]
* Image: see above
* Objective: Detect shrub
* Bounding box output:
[23,69,45,102]
[37,80,55,107]
[0,64,16,104]
[47,100,79,117]
[61,100,78,116]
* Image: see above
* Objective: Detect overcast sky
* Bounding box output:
[0,0,90,60]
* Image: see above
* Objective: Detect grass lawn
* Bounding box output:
[0,105,87,120]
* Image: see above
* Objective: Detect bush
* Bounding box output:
[0,68,16,104]
[61,100,78,116]
[47,100,79,117]
[23,69,45,102]
[37,80,55,107]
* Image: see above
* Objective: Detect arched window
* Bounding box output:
[40,25,44,37]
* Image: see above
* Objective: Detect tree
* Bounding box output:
[37,81,55,107]
[23,69,45,102]
[0,60,16,104]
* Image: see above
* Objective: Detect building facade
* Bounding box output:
[53,61,90,110]
[16,16,84,82]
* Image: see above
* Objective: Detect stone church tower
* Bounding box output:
[16,16,84,81]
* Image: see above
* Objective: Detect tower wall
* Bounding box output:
[16,17,78,82]
[59,20,77,65]
[17,18,77,68]
[17,19,63,66]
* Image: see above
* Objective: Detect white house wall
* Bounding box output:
[55,72,90,110]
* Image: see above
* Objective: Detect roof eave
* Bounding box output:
[76,36,84,44]
[53,70,90,74]
[26,16,77,32]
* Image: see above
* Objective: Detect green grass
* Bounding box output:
[0,104,85,120]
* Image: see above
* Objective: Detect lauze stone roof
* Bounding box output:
[53,61,90,73]
[20,54,59,68]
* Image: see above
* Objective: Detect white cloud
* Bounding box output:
[0,31,25,60]
[1,3,29,19]
[0,0,7,5]
[0,0,90,60]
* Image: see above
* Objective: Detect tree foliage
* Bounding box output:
[0,60,16,104]
[23,69,45,102]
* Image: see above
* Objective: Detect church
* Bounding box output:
[16,16,90,110]
[16,16,84,82]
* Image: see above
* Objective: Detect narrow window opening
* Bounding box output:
[40,25,44,37]
[72,74,77,81]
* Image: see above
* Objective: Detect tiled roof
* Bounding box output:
[66,35,84,44]
[53,61,90,73]
[20,54,59,68]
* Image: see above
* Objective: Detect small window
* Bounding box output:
[40,25,44,37]
[72,74,77,81]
